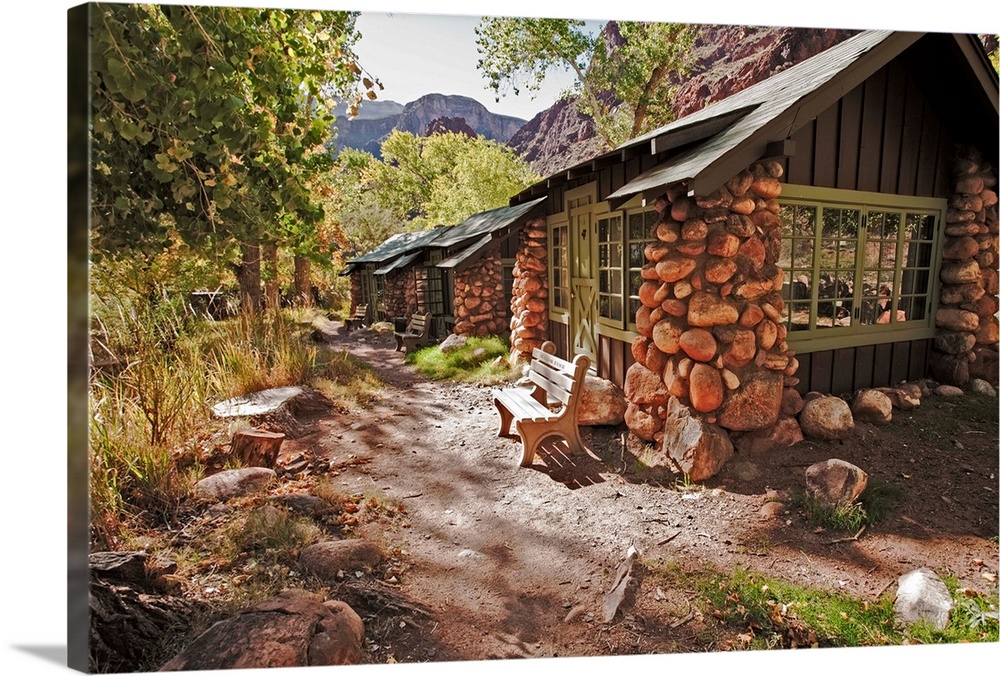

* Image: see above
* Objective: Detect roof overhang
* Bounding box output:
[373,251,421,275]
[436,234,493,271]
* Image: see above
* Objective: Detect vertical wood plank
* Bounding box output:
[611,164,626,195]
[811,350,834,394]
[872,342,893,386]
[599,167,612,202]
[853,344,876,391]
[890,341,911,385]
[787,118,815,186]
[908,339,929,382]
[857,68,887,193]
[831,347,856,395]
[933,127,953,198]
[879,61,907,193]
[598,334,611,381]
[611,338,625,389]
[915,99,942,197]
[897,78,924,196]
[795,353,812,394]
[836,85,864,190]
[813,104,839,188]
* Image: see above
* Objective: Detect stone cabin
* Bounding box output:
[502,30,997,455]
[341,198,546,339]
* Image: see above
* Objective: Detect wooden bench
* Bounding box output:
[394,313,433,353]
[492,341,591,467]
[344,304,368,332]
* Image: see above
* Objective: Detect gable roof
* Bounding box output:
[343,197,547,274]
[513,30,998,207]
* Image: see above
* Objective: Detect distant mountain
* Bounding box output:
[330,93,527,158]
[507,24,859,177]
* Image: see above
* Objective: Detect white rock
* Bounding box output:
[894,568,954,630]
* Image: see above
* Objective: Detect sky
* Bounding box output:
[1,2,998,676]
[351,12,598,121]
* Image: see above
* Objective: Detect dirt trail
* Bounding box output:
[291,320,998,662]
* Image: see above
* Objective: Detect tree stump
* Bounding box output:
[231,428,285,467]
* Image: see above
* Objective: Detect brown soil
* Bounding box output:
[280,321,998,664]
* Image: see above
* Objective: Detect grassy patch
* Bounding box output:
[405,336,516,385]
[646,560,998,650]
[794,479,905,533]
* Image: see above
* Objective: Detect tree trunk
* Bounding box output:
[235,243,263,314]
[231,428,285,467]
[294,254,313,307]
[262,243,281,312]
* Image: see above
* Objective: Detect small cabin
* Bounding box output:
[341,198,546,339]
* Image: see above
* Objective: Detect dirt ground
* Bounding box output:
[279,320,998,664]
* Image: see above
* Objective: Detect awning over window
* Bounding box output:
[373,251,421,275]
[435,234,493,270]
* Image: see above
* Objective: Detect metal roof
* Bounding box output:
[436,234,493,270]
[345,227,448,265]
[428,197,547,250]
[606,30,909,201]
[374,251,422,275]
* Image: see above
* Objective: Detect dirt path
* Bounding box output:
[290,320,998,662]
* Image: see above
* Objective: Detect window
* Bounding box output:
[550,221,569,310]
[778,186,942,350]
[597,214,624,323]
[627,209,659,326]
[423,250,447,317]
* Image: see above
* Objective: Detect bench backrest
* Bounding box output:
[529,341,590,409]
[351,304,368,318]
[407,313,431,335]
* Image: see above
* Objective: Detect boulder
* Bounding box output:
[805,459,868,510]
[192,468,277,503]
[688,363,725,413]
[716,369,783,431]
[655,397,733,481]
[624,362,670,406]
[299,540,384,580]
[799,396,854,441]
[894,568,954,631]
[851,389,893,425]
[874,387,920,411]
[578,374,627,426]
[934,384,965,397]
[159,594,364,670]
[687,292,740,327]
[733,418,804,455]
[624,403,663,441]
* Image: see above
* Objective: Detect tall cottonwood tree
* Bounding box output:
[89,3,377,311]
[475,18,694,148]
[331,130,539,251]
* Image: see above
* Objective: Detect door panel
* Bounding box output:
[568,186,597,363]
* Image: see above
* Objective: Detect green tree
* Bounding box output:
[89,3,377,310]
[331,130,539,253]
[475,18,694,148]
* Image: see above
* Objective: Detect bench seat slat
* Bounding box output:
[492,389,558,423]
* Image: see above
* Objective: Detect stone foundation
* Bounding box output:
[453,245,507,337]
[509,218,549,361]
[931,144,999,387]
[349,275,363,312]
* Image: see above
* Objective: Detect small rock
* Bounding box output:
[299,541,384,580]
[934,385,964,397]
[851,389,892,425]
[439,334,468,353]
[192,468,277,503]
[799,396,855,441]
[969,378,997,397]
[805,459,868,510]
[759,502,785,518]
[894,568,954,630]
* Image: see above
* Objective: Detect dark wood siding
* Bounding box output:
[785,62,954,199]
[794,339,931,395]
[548,321,571,362]
[597,334,631,388]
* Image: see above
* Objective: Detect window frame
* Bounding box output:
[779,184,946,354]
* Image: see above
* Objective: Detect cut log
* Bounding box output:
[231,429,285,467]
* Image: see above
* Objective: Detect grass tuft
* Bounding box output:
[405,336,517,385]
[794,479,905,533]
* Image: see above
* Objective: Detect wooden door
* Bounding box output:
[567,184,598,363]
